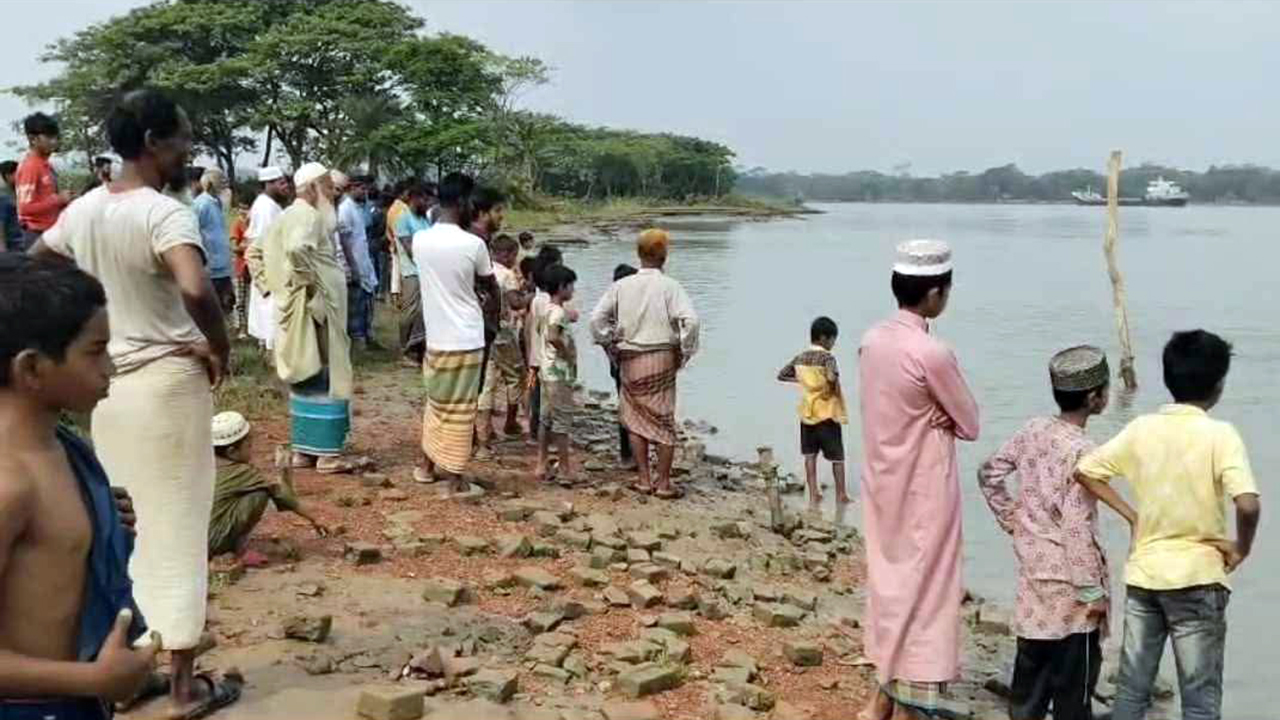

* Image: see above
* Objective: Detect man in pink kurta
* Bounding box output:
[858,239,979,719]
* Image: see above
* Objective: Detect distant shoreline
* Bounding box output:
[794,198,1275,207]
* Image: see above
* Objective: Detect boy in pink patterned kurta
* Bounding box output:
[978,345,1111,720]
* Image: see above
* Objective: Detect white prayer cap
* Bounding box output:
[211,411,251,447]
[893,239,953,277]
[330,170,350,190]
[258,166,284,183]
[293,162,329,190]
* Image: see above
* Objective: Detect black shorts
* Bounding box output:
[800,420,844,461]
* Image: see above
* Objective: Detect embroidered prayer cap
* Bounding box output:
[893,239,953,277]
[293,161,329,190]
[330,170,350,190]
[258,166,284,183]
[211,411,252,448]
[1049,345,1110,392]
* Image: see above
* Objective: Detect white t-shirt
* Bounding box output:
[412,221,493,351]
[527,290,549,367]
[42,186,205,375]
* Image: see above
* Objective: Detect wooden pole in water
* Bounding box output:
[1104,150,1138,390]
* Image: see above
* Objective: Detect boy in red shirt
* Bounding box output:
[15,113,72,251]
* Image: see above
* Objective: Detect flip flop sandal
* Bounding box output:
[315,456,372,475]
[654,486,685,500]
[174,670,244,720]
[115,671,170,712]
[632,483,655,495]
[413,467,437,484]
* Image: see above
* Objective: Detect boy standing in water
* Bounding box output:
[1076,330,1261,720]
[0,255,158,718]
[978,346,1111,720]
[777,316,850,508]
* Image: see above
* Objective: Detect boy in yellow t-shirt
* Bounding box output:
[777,316,849,508]
[1075,330,1261,720]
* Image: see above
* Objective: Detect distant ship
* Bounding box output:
[1072,177,1189,207]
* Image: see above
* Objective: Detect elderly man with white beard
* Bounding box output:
[253,161,364,473]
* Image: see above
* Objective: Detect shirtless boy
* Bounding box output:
[0,254,158,719]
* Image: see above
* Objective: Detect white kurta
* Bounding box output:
[246,193,283,348]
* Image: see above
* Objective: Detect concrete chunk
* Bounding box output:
[617,663,681,698]
[657,611,697,636]
[628,563,669,583]
[604,586,631,607]
[513,566,562,591]
[282,614,332,643]
[626,548,652,564]
[556,528,593,550]
[599,640,662,664]
[754,602,805,628]
[628,580,664,609]
[454,535,491,556]
[783,639,824,666]
[465,669,518,703]
[422,577,469,607]
[601,701,662,720]
[532,663,572,685]
[496,534,533,559]
[783,588,818,612]
[356,685,425,720]
[652,551,682,568]
[625,531,662,551]
[523,611,565,634]
[570,566,610,588]
[703,559,738,579]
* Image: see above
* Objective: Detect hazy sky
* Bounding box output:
[5,0,1277,175]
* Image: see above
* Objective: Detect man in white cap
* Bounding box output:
[857,239,979,720]
[256,162,362,473]
[244,166,290,350]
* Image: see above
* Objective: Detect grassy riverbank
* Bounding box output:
[507,194,812,234]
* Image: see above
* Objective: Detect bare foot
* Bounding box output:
[238,550,269,568]
[836,492,851,505]
[857,689,893,720]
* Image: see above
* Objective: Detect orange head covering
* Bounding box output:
[637,228,670,265]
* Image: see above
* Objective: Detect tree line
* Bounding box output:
[11,0,735,202]
[737,163,1280,204]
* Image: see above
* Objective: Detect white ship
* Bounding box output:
[1144,176,1189,206]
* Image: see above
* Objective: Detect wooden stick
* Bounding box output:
[1104,150,1138,390]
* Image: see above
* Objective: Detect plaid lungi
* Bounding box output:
[421,347,484,474]
[618,346,680,446]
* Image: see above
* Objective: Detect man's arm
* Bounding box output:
[922,344,980,441]
[15,167,66,218]
[976,433,1021,536]
[669,283,700,363]
[162,245,230,389]
[589,285,619,347]
[1075,473,1138,528]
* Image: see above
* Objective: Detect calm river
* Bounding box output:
[561,201,1275,716]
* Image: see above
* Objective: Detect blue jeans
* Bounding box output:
[347,285,373,341]
[1113,584,1228,720]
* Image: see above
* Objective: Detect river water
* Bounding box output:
[561,202,1275,716]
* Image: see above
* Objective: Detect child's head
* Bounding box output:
[1163,330,1232,407]
[212,411,254,461]
[613,263,638,282]
[532,246,564,292]
[519,230,535,249]
[810,316,838,350]
[544,264,578,303]
[518,256,537,285]
[0,255,111,413]
[491,233,519,268]
[1049,345,1110,415]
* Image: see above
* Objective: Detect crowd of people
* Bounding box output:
[0,87,1263,720]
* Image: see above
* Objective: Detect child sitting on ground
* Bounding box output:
[0,254,159,717]
[978,345,1111,720]
[536,264,580,484]
[209,411,327,567]
[777,316,850,507]
[1076,330,1261,720]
